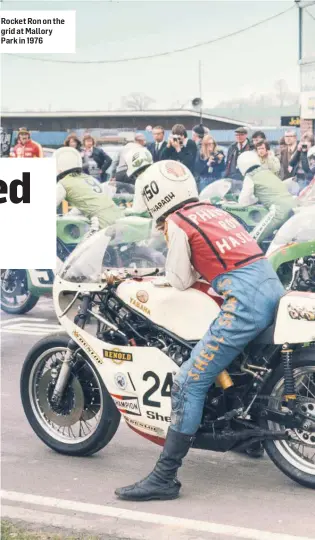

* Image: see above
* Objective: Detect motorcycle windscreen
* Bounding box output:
[58,217,166,283]
[199,179,231,202]
[298,178,315,206]
[267,206,315,255]
[102,181,135,198]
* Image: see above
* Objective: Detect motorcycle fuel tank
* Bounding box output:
[116,279,220,340]
[274,291,315,344]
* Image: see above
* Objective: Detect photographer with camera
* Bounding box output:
[194,135,225,192]
[288,133,314,192]
[162,123,197,173]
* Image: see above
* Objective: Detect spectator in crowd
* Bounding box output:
[224,127,251,181]
[162,123,197,173]
[251,131,266,147]
[10,127,43,158]
[81,134,112,183]
[147,126,167,162]
[288,132,314,191]
[64,133,82,151]
[134,133,147,147]
[194,135,226,192]
[112,133,147,184]
[278,136,286,154]
[279,130,298,180]
[255,140,281,176]
[192,124,208,149]
[0,127,12,157]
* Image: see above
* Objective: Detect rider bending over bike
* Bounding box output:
[237,152,296,242]
[115,158,285,502]
[55,147,123,229]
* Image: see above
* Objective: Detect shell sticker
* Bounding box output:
[136,290,149,303]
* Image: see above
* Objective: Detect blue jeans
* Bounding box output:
[171,259,285,435]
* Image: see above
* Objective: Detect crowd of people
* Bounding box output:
[8,124,315,196]
[64,124,314,196]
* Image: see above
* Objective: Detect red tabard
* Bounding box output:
[169,202,264,283]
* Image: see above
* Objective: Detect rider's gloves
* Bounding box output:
[90,216,100,232]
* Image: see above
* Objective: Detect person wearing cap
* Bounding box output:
[81,134,112,183]
[10,127,43,158]
[192,124,208,149]
[224,127,251,183]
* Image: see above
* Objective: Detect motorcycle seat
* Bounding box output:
[251,319,276,345]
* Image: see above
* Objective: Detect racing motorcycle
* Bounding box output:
[20,223,315,490]
[200,179,268,232]
[266,179,315,291]
[0,215,90,315]
[102,181,135,210]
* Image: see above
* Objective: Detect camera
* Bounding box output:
[302,144,308,151]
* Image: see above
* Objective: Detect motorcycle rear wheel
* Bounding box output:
[20,333,121,456]
[0,269,39,314]
[261,348,315,489]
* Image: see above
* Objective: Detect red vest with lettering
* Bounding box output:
[169,202,264,283]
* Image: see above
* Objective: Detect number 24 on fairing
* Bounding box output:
[143,371,173,408]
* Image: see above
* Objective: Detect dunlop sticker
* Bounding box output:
[73,330,103,365]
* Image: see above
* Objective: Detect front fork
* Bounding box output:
[51,292,91,405]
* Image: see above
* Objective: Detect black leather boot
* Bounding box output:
[115,428,193,501]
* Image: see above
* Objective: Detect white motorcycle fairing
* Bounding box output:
[53,274,221,444]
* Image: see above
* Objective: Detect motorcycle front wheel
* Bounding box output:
[0,269,39,314]
[20,333,121,456]
[261,348,315,489]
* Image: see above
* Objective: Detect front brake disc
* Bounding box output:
[38,370,84,427]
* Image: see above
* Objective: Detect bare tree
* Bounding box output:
[121,92,155,111]
[274,79,289,108]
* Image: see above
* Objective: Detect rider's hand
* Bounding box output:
[90,216,100,231]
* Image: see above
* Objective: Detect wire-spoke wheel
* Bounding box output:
[262,349,315,489]
[21,333,120,456]
[0,269,39,314]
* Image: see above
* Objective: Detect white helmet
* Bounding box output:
[307,145,315,173]
[237,151,261,176]
[55,147,82,177]
[134,160,198,222]
[125,147,153,178]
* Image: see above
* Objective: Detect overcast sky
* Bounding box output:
[1,0,315,111]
